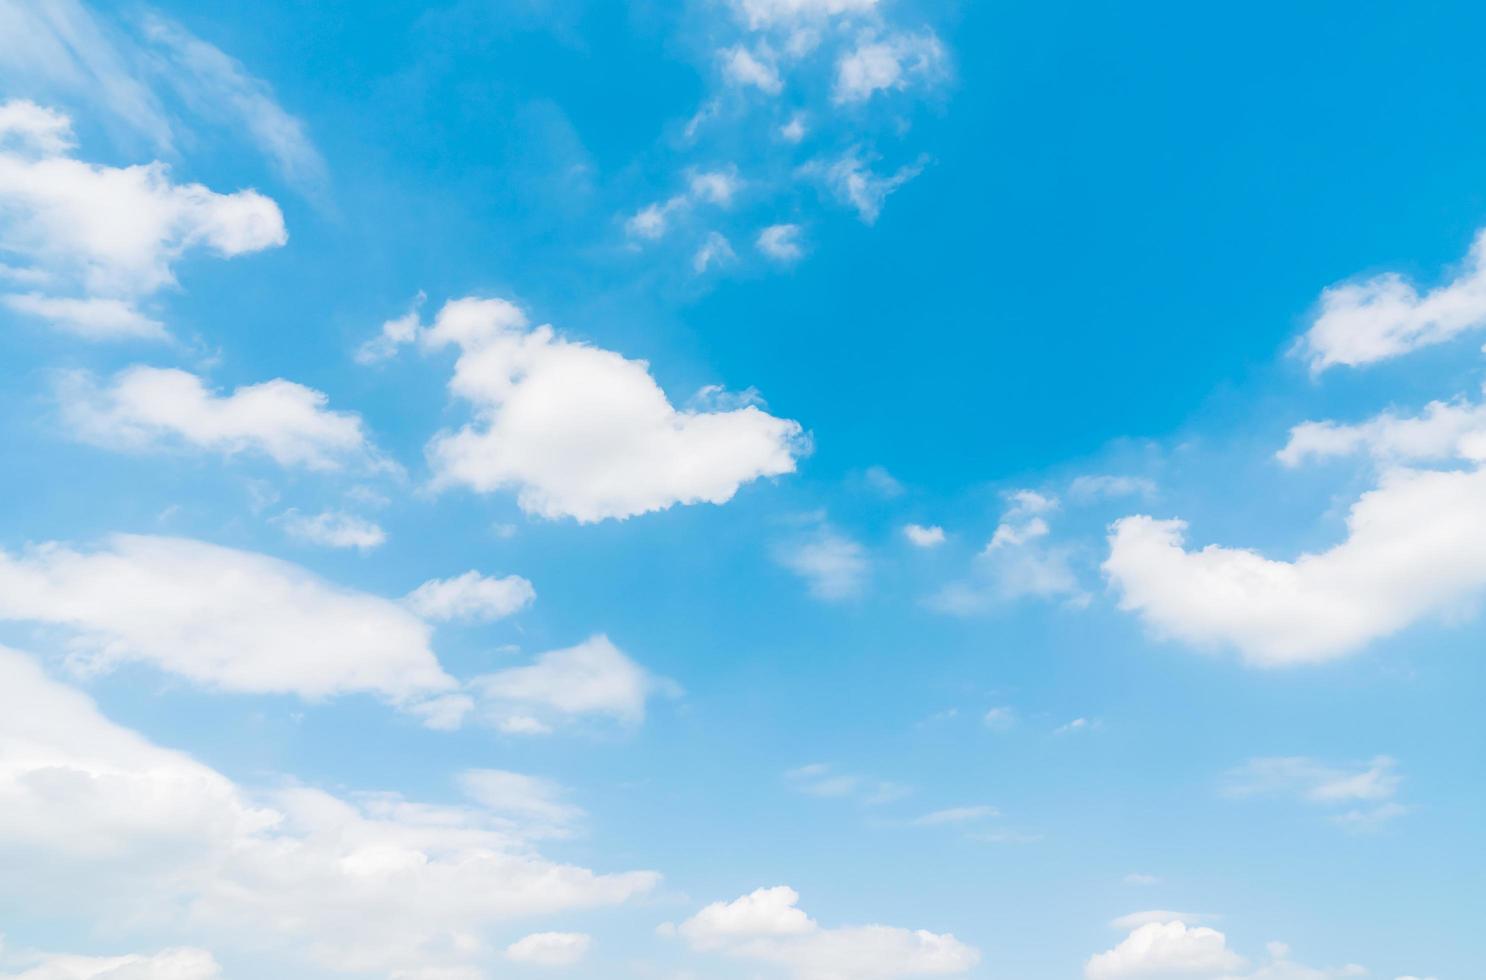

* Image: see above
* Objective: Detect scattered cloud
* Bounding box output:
[982,706,1017,731]
[276,509,387,551]
[504,932,592,968]
[1222,756,1408,829]
[930,489,1088,613]
[0,533,457,716]
[0,947,222,980]
[471,635,678,735]
[59,366,385,471]
[910,805,998,827]
[785,763,910,805]
[0,647,656,977]
[903,523,946,547]
[833,32,947,105]
[775,524,870,600]
[0,99,285,338]
[405,570,536,623]
[758,222,805,261]
[1297,228,1486,371]
[396,297,806,522]
[1055,717,1100,736]
[673,885,979,979]
[814,149,927,224]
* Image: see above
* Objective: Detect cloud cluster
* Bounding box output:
[674,885,980,980]
[1086,922,1370,980]
[0,947,222,980]
[0,99,285,338]
[60,366,384,472]
[0,647,656,977]
[391,297,806,522]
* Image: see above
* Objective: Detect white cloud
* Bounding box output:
[0,3,324,194]
[817,149,926,224]
[276,509,387,551]
[472,635,676,735]
[2,292,164,339]
[1085,921,1245,979]
[405,570,536,623]
[733,0,879,29]
[0,99,285,336]
[60,366,383,471]
[0,647,657,976]
[723,45,783,94]
[1297,229,1486,371]
[1105,464,1486,664]
[0,947,222,980]
[833,32,946,104]
[1069,474,1158,502]
[903,523,946,547]
[780,113,808,142]
[1055,717,1099,735]
[1278,391,1486,468]
[784,763,909,805]
[418,297,806,522]
[504,932,592,968]
[458,770,584,837]
[693,230,736,273]
[1223,756,1407,828]
[355,295,425,364]
[775,526,870,600]
[910,805,998,827]
[1109,911,1209,931]
[0,533,457,713]
[136,12,327,195]
[982,706,1016,730]
[625,170,743,244]
[931,490,1087,612]
[758,222,805,261]
[675,885,979,979]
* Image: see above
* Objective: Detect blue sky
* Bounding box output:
[0,1,1481,978]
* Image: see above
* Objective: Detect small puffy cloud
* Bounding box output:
[418,297,806,522]
[676,885,979,979]
[1104,465,1486,664]
[775,525,870,600]
[405,570,536,623]
[276,509,387,551]
[1109,911,1208,931]
[1085,921,1245,979]
[0,533,456,713]
[758,222,805,261]
[833,32,947,104]
[1055,717,1099,735]
[504,932,592,968]
[472,635,676,735]
[0,647,657,976]
[356,296,425,364]
[816,149,926,224]
[1297,228,1486,371]
[903,523,946,547]
[0,99,285,337]
[723,45,783,93]
[60,366,383,472]
[931,490,1087,613]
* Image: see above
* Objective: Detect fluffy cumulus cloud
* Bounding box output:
[1297,228,1486,371]
[0,948,222,980]
[674,885,979,980]
[413,297,805,522]
[404,570,536,623]
[0,647,657,977]
[903,523,945,547]
[472,635,677,735]
[1104,465,1486,664]
[834,32,947,104]
[1085,921,1244,979]
[503,932,591,968]
[0,99,285,337]
[59,366,384,471]
[0,533,456,712]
